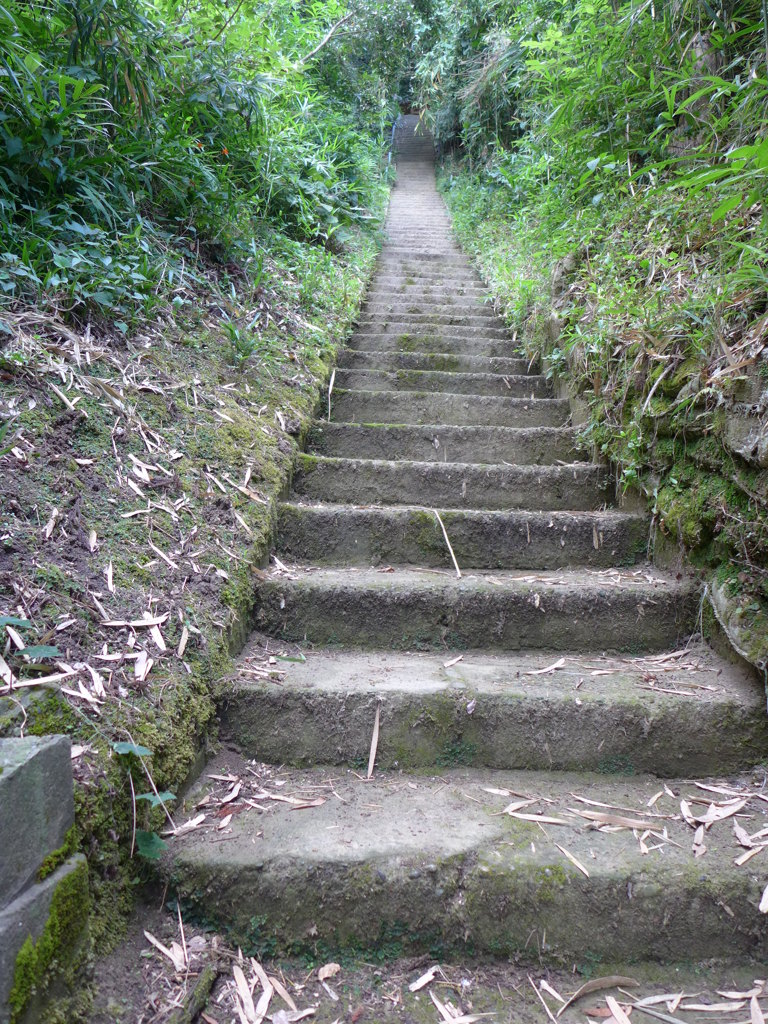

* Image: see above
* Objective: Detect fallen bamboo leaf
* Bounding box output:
[270,1012,314,1024]
[162,813,206,837]
[570,809,656,829]
[269,976,298,1011]
[752,996,766,1024]
[409,965,439,992]
[679,1003,746,1012]
[178,626,189,658]
[134,649,153,682]
[735,821,754,848]
[496,798,538,816]
[367,705,380,779]
[150,624,166,651]
[233,964,257,1022]
[221,782,242,804]
[524,658,566,676]
[606,996,633,1024]
[509,812,572,825]
[540,980,565,1004]
[43,508,59,539]
[555,843,590,877]
[759,881,768,913]
[558,978,640,1016]
[88,529,98,552]
[102,613,170,628]
[443,655,463,668]
[633,994,682,1008]
[320,981,338,1002]
[144,930,185,973]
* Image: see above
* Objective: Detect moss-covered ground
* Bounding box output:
[0,208,386,978]
[438,164,768,669]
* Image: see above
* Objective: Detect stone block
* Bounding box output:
[0,855,89,1024]
[0,736,74,908]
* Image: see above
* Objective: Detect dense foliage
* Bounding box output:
[417,0,768,635]
[0,0,420,330]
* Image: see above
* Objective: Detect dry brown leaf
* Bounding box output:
[318,963,341,982]
[557,978,640,1016]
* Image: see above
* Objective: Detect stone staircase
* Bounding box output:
[169,115,768,966]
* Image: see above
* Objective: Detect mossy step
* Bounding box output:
[255,565,697,652]
[307,423,579,464]
[292,455,609,511]
[337,349,530,375]
[330,389,569,428]
[362,299,497,317]
[277,504,646,569]
[335,368,549,399]
[221,645,768,776]
[373,265,484,282]
[346,334,520,357]
[168,760,768,962]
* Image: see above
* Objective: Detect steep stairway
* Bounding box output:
[169,115,768,966]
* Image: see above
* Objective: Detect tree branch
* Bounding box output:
[298,12,353,64]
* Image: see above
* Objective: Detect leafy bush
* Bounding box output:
[0,0,418,328]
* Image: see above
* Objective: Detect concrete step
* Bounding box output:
[363,299,497,317]
[346,333,520,357]
[277,504,646,569]
[292,455,610,510]
[169,760,768,961]
[374,264,483,282]
[365,286,489,302]
[335,368,550,399]
[254,565,697,652]
[221,645,767,776]
[370,274,485,291]
[337,349,530,375]
[354,323,510,341]
[330,389,570,428]
[357,312,508,330]
[307,423,580,464]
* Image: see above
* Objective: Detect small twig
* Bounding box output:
[528,976,559,1024]
[128,770,137,859]
[367,704,380,779]
[433,509,461,579]
[327,368,335,422]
